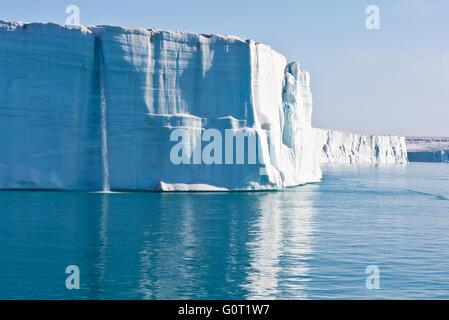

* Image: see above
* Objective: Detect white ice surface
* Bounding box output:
[314,128,408,164]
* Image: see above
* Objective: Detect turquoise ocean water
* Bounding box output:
[0,163,448,299]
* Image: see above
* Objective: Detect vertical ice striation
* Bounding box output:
[0,21,323,191]
[0,21,103,190]
[406,137,449,162]
[314,128,408,164]
[280,62,321,185]
[100,77,110,192]
[95,35,110,192]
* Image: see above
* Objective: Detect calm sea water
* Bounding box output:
[0,163,448,299]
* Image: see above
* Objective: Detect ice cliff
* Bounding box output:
[314,128,408,164]
[0,21,321,191]
[406,137,449,163]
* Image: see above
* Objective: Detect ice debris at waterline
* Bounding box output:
[0,21,323,191]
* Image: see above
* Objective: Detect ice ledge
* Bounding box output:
[0,20,277,51]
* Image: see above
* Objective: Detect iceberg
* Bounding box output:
[0,21,321,191]
[314,128,408,164]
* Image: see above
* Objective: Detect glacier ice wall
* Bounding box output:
[282,62,321,184]
[0,21,321,191]
[406,137,449,162]
[407,151,449,163]
[314,128,408,164]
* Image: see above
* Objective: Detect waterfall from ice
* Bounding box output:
[95,35,110,192]
[100,85,110,192]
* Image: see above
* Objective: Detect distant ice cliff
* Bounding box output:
[406,137,449,163]
[314,128,408,164]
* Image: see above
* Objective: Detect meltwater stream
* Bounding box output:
[0,163,448,299]
[95,35,110,193]
[100,85,110,193]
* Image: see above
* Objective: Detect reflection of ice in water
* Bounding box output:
[138,230,154,299]
[243,187,316,299]
[98,194,109,284]
[88,193,109,298]
[138,195,205,299]
[279,190,315,299]
[243,193,283,298]
[100,85,110,193]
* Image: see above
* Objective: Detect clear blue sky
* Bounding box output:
[1,0,448,136]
